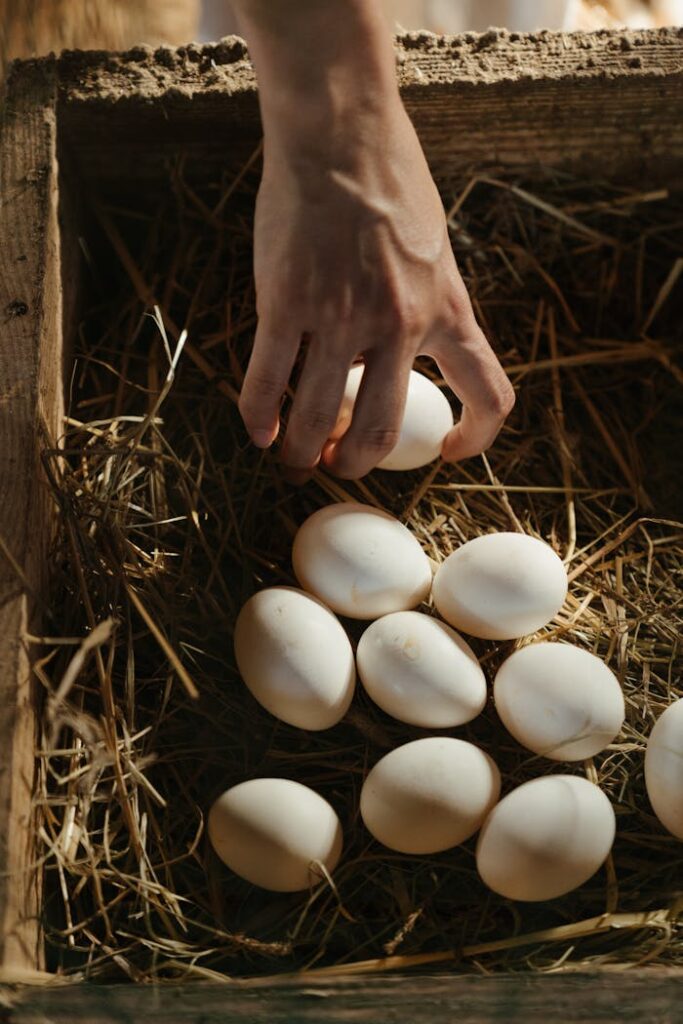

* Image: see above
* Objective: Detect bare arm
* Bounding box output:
[232,0,515,480]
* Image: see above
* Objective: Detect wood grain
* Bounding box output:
[54,27,683,188]
[4,971,683,1023]
[0,59,63,973]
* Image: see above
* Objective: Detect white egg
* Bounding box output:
[331,365,454,471]
[360,737,500,854]
[476,775,615,901]
[645,698,683,840]
[208,778,343,892]
[234,587,355,730]
[357,611,486,727]
[494,642,625,760]
[432,532,568,640]
[292,502,432,620]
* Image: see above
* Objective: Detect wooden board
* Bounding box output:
[4,971,683,1022]
[0,58,63,973]
[54,27,683,188]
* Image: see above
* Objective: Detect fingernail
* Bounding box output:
[252,429,274,449]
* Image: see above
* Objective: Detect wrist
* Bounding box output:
[234,0,402,164]
[262,90,408,181]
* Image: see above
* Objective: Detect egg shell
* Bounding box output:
[208,778,343,892]
[360,737,501,854]
[493,642,625,760]
[432,532,568,640]
[292,502,432,620]
[357,611,486,728]
[645,698,683,840]
[476,775,615,901]
[331,365,454,471]
[234,587,356,730]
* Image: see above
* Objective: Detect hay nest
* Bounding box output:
[36,159,683,981]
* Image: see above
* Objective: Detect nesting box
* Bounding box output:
[0,27,682,1020]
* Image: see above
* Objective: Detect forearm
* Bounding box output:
[231,0,403,164]
[234,1,515,477]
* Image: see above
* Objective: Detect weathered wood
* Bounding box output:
[4,971,683,1023]
[0,59,63,972]
[54,27,683,189]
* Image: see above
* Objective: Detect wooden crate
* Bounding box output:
[0,26,682,1020]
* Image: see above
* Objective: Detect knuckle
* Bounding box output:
[330,422,401,478]
[332,304,355,329]
[318,296,354,330]
[441,283,471,327]
[502,382,516,415]
[398,305,424,339]
[244,370,284,403]
[292,405,338,435]
[442,302,463,333]
[472,391,514,456]
[383,296,425,340]
[239,372,284,426]
[359,425,401,454]
[487,379,516,419]
[257,291,303,324]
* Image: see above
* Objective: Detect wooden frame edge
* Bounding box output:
[0,55,63,973]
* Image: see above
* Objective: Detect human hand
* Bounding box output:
[234,1,514,481]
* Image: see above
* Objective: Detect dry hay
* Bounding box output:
[34,158,683,982]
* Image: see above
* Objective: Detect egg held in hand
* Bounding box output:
[331,365,454,471]
[360,736,501,854]
[476,775,616,901]
[357,610,486,728]
[493,641,625,761]
[645,697,683,841]
[234,587,356,730]
[208,778,343,892]
[432,532,568,640]
[292,501,432,620]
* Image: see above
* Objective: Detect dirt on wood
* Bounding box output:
[50,26,683,105]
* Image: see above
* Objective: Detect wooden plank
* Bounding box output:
[0,58,63,972]
[4,971,683,1023]
[53,27,683,187]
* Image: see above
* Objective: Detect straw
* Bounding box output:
[35,162,682,981]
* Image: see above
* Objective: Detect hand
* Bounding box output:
[234,1,514,480]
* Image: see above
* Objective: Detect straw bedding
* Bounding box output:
[35,159,682,981]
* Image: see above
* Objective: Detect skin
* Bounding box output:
[232,0,515,481]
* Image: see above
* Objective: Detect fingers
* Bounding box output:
[323,350,410,479]
[280,338,351,477]
[239,316,300,448]
[429,321,515,463]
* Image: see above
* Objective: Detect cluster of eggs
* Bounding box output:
[208,371,681,900]
[208,498,683,901]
